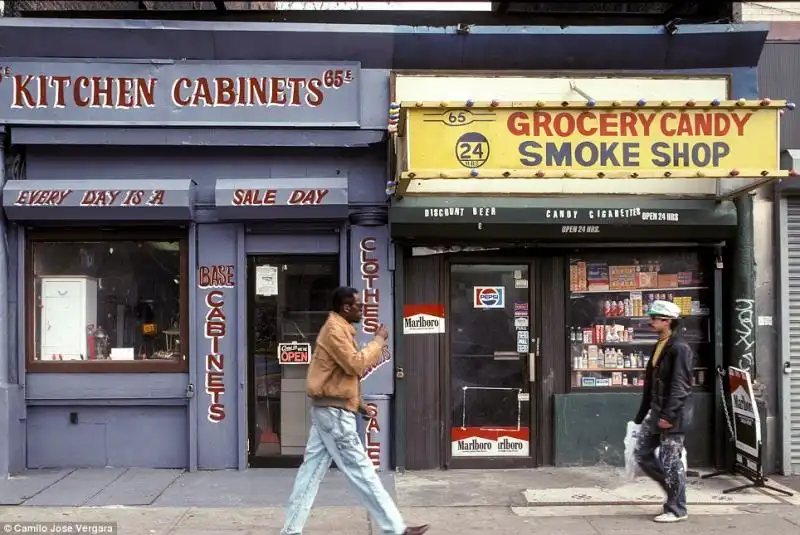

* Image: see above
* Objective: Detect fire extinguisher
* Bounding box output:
[86,323,97,360]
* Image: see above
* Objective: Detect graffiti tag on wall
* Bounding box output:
[734,298,754,372]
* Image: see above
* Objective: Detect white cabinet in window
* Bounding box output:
[40,276,98,361]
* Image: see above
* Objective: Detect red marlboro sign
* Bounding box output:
[403,304,446,335]
[451,427,530,457]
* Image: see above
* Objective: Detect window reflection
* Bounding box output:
[250,257,339,458]
[32,240,183,363]
[449,265,529,431]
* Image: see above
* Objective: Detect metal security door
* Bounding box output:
[779,197,800,475]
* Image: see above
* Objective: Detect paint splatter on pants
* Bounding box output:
[634,412,687,517]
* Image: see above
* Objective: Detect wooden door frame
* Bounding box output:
[441,254,543,469]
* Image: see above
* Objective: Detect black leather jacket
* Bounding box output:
[634,331,695,434]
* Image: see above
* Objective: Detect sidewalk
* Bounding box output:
[0,466,798,533]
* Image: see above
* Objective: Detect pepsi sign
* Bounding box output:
[473,286,505,309]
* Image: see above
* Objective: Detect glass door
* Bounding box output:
[448,264,533,462]
[247,255,339,467]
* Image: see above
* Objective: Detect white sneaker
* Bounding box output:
[653,512,688,523]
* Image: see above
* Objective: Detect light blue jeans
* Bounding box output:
[281,406,406,535]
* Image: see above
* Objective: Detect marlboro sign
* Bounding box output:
[451,427,529,457]
[278,342,312,365]
[403,304,446,335]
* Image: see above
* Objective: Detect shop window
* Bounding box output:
[567,250,711,390]
[27,231,189,372]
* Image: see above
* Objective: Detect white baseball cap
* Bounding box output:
[646,300,681,319]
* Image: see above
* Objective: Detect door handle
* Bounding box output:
[529,352,536,382]
[529,337,539,382]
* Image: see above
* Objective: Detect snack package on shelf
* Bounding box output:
[637,270,658,289]
[587,263,609,291]
[657,273,679,288]
[609,265,637,290]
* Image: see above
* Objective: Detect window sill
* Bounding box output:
[27,360,188,373]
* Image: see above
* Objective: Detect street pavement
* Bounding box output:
[0,466,798,533]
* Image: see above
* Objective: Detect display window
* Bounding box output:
[567,249,711,390]
[26,229,189,372]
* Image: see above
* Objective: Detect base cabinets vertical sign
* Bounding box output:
[198,264,235,423]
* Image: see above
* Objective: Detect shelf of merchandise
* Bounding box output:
[569,286,709,298]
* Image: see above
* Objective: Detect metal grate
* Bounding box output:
[785,200,800,473]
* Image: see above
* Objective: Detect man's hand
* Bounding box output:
[376,324,389,341]
[365,405,378,418]
[657,419,673,430]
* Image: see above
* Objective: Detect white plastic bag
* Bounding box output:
[624,420,689,482]
[624,421,642,481]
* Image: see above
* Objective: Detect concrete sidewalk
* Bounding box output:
[0,504,799,534]
[1,466,799,533]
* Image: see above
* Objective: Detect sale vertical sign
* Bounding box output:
[350,225,394,395]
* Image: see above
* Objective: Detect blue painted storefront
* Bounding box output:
[0,18,771,475]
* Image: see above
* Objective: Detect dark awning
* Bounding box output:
[390,197,737,242]
[2,179,196,221]
[0,19,769,71]
[214,177,349,220]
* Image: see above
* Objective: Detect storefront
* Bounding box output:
[0,57,394,471]
[777,149,800,476]
[389,80,787,469]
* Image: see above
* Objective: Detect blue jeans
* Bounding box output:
[634,412,688,517]
[281,406,406,535]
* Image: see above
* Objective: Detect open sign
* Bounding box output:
[278,342,311,365]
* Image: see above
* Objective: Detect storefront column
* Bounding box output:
[730,193,769,468]
[732,193,757,376]
[350,207,393,471]
[0,128,9,476]
[195,223,241,470]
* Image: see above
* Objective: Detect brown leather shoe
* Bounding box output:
[404,525,430,535]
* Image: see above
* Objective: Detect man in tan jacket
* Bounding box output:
[281,286,429,535]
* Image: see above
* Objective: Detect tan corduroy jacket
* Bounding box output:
[307,312,386,413]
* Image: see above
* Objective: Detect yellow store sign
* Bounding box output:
[399,101,784,178]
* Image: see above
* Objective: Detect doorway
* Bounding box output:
[447,262,537,467]
[246,255,339,468]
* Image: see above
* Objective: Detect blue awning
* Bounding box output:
[2,179,196,221]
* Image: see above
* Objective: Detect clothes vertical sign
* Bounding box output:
[350,225,394,396]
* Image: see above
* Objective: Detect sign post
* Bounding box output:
[701,366,792,496]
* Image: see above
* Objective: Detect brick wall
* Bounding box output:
[741,1,800,21]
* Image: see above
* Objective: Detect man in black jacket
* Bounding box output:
[633,300,695,523]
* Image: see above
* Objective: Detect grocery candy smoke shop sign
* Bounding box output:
[401,102,782,175]
[0,60,360,126]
